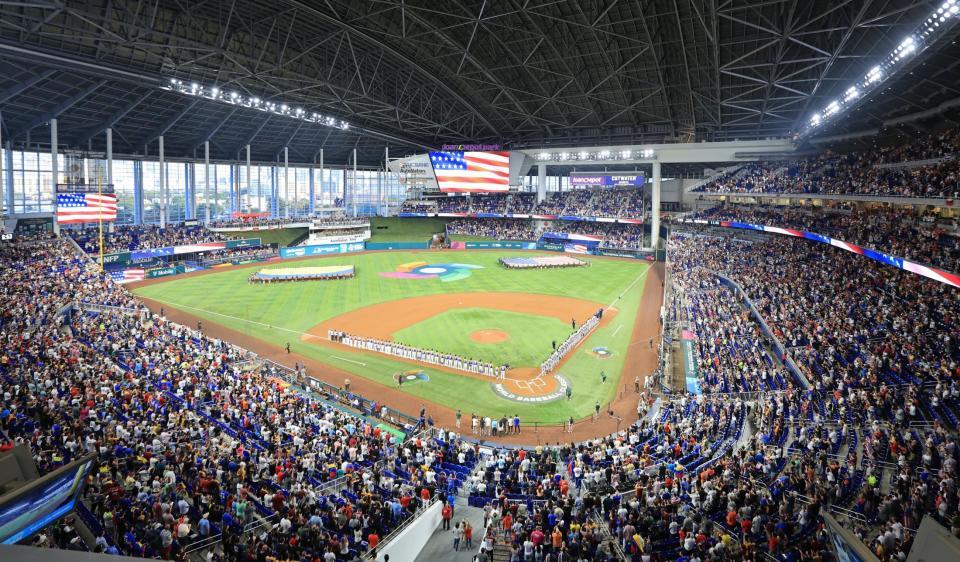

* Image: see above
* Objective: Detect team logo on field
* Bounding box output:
[379,261,482,282]
[588,346,613,359]
[396,370,430,384]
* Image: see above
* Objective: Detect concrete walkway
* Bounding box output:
[415,498,486,562]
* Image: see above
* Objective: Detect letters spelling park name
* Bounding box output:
[440,144,502,151]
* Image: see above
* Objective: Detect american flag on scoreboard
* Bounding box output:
[109,268,145,283]
[429,150,510,192]
[56,193,118,224]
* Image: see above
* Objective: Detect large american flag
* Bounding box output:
[57,193,118,224]
[109,268,145,284]
[429,151,510,192]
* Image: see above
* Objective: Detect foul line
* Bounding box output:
[605,265,651,310]
[143,298,318,340]
[611,324,623,337]
[332,355,367,366]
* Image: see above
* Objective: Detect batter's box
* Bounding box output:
[515,377,547,391]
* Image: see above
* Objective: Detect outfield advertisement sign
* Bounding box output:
[226,238,262,249]
[365,241,430,250]
[597,249,655,260]
[116,238,263,262]
[464,241,537,250]
[681,330,701,395]
[146,265,185,279]
[101,251,131,266]
[280,242,365,258]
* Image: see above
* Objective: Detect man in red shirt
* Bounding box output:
[531,526,545,547]
[441,502,453,530]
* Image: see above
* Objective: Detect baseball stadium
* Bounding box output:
[1,2,960,562]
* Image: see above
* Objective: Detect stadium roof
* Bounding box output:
[0,0,958,165]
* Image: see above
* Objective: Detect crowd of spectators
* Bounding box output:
[690,204,959,273]
[661,229,960,559]
[694,132,960,198]
[5,198,960,562]
[0,237,480,561]
[446,219,537,240]
[405,188,646,220]
[209,214,362,229]
[399,200,437,213]
[69,225,228,254]
[437,196,472,213]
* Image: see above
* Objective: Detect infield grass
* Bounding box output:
[393,308,571,367]
[133,250,650,421]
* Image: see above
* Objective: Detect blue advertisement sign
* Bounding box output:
[569,173,645,187]
[280,242,365,258]
[131,247,175,260]
[464,241,537,249]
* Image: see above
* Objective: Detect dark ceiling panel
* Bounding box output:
[0,0,954,164]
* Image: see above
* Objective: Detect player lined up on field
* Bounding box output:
[540,312,601,375]
[328,329,508,379]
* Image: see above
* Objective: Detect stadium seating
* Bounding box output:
[693,132,960,198]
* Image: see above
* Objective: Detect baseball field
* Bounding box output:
[132,250,656,423]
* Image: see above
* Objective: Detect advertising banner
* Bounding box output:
[279,242,365,258]
[569,173,645,187]
[131,247,174,260]
[364,241,430,250]
[225,238,263,249]
[172,241,227,255]
[597,249,655,260]
[464,241,537,249]
[101,251,131,266]
[681,330,701,395]
[146,265,184,279]
[309,233,369,245]
[542,232,604,243]
[538,243,564,251]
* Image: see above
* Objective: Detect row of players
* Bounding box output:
[328,330,508,379]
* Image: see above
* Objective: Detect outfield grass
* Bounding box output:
[219,227,308,247]
[133,250,649,421]
[393,308,570,367]
[369,217,447,242]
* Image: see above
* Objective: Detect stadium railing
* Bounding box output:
[704,268,812,390]
[261,357,421,430]
[361,496,440,561]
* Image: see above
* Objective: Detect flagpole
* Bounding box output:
[98,164,104,272]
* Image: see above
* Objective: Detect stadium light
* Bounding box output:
[599,150,610,159]
[162,78,351,131]
[799,2,960,138]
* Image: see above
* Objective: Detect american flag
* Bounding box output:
[57,193,118,224]
[429,151,510,193]
[109,268,145,283]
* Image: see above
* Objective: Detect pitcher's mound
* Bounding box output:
[470,329,509,344]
